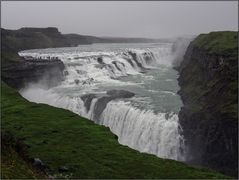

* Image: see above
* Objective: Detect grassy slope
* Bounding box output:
[1,82,228,179]
[1,141,45,179]
[192,31,238,57]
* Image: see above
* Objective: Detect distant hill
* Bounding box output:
[1,27,165,52]
[0,27,170,89]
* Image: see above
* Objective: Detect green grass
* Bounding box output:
[1,81,229,179]
[192,31,238,57]
[1,134,46,179]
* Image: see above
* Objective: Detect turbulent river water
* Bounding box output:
[19,42,186,161]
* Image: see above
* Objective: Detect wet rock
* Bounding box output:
[81,94,97,112]
[74,79,80,85]
[93,90,135,121]
[76,69,86,74]
[143,52,154,64]
[112,61,121,71]
[33,158,45,169]
[106,90,135,98]
[97,57,104,64]
[74,56,80,60]
[82,78,94,85]
[128,51,144,69]
[63,70,69,76]
[2,57,65,90]
[112,61,125,71]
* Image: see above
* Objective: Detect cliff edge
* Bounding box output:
[178,31,238,177]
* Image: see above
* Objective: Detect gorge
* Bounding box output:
[1,27,237,179]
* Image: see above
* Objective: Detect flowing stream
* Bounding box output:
[19,42,186,161]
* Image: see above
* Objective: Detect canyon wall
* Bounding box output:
[177,31,238,177]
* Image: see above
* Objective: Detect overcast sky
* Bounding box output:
[1,1,238,38]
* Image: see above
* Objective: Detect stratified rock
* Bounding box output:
[177,32,238,177]
[1,57,65,90]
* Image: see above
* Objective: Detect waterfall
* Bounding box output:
[19,46,174,87]
[19,43,185,162]
[99,100,185,161]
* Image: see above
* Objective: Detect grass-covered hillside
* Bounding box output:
[192,31,238,57]
[1,27,101,54]
[1,132,46,179]
[1,27,162,54]
[1,81,228,179]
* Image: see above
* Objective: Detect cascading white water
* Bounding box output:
[19,42,186,162]
[99,100,185,161]
[19,45,172,83]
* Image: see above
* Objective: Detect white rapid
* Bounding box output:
[99,100,185,161]
[19,43,186,162]
[19,45,173,88]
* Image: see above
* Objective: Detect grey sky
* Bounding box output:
[1,1,238,38]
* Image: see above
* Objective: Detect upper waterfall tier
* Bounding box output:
[19,42,186,162]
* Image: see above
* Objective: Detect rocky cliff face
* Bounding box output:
[2,57,65,90]
[177,31,238,177]
[1,27,67,89]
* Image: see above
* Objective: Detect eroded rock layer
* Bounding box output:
[177,31,238,177]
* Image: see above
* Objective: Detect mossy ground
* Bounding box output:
[1,81,230,179]
[1,133,46,179]
[192,31,238,57]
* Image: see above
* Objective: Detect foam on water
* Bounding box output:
[100,100,185,161]
[19,43,186,161]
